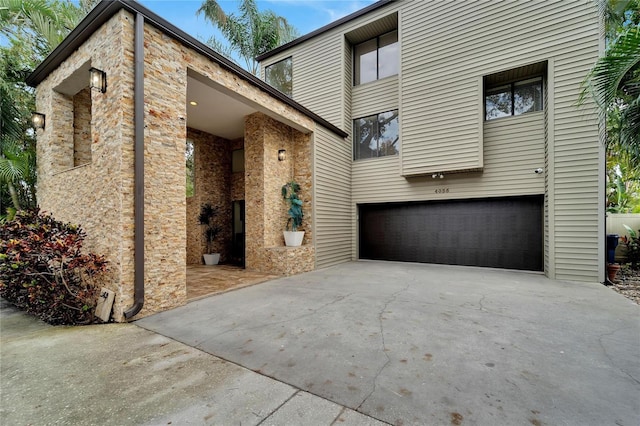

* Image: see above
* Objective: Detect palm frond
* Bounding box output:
[620,94,640,148]
[580,27,640,110]
[0,151,28,183]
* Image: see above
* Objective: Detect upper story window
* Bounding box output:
[354,109,399,160]
[354,30,398,86]
[485,77,543,120]
[265,57,292,97]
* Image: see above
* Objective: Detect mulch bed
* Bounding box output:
[610,265,640,305]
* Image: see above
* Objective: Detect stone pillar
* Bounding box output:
[244,112,315,275]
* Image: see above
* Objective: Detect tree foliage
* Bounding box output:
[197,0,298,75]
[580,0,640,212]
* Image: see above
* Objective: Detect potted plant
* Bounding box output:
[281,180,304,247]
[198,203,222,265]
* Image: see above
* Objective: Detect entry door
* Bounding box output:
[232,200,245,267]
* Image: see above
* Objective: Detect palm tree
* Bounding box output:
[581,27,640,150]
[580,0,640,212]
[197,0,298,75]
[0,0,99,56]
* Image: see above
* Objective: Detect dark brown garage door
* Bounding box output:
[359,196,543,271]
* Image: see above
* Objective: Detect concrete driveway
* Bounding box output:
[137,261,640,425]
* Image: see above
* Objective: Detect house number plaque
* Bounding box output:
[435,188,450,194]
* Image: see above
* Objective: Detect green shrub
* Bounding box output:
[0,209,108,325]
[622,225,640,269]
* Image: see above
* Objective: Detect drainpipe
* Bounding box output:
[124,12,145,319]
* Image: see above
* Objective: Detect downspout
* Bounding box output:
[124,12,145,319]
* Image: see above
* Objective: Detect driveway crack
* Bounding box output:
[598,327,640,385]
[356,282,411,411]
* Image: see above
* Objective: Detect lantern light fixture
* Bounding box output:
[89,67,107,93]
[31,112,46,130]
[278,149,286,161]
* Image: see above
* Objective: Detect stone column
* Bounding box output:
[244,112,315,275]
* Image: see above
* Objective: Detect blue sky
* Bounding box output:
[138,0,377,44]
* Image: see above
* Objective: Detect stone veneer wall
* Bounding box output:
[72,88,92,166]
[36,11,319,320]
[244,112,315,275]
[36,11,133,321]
[139,19,188,316]
[185,127,232,265]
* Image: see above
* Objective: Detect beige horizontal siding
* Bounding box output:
[352,76,398,118]
[398,0,597,180]
[343,39,352,131]
[314,126,352,268]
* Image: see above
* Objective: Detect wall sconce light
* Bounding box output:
[31,112,45,130]
[89,67,107,93]
[278,149,286,161]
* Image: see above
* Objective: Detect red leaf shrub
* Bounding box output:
[0,209,108,325]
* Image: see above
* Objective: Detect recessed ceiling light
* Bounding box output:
[189,101,198,106]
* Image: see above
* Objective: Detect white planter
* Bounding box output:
[203,253,220,265]
[283,231,305,247]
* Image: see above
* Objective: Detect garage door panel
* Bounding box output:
[359,196,543,271]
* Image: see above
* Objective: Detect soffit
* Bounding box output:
[344,12,398,45]
[186,76,256,140]
[54,60,91,96]
[485,62,547,87]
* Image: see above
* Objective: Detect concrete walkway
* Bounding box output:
[2,261,639,425]
[0,299,383,425]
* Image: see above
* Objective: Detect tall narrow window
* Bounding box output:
[354,110,399,160]
[186,139,195,197]
[265,57,292,97]
[354,30,398,86]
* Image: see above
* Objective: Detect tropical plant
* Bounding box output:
[1,42,38,215]
[0,208,108,325]
[281,180,303,232]
[198,203,221,254]
[197,0,298,75]
[0,0,99,56]
[621,224,640,268]
[579,0,640,213]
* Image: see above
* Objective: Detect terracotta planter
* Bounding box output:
[607,263,621,282]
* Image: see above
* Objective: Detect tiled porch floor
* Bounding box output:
[186,265,278,301]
